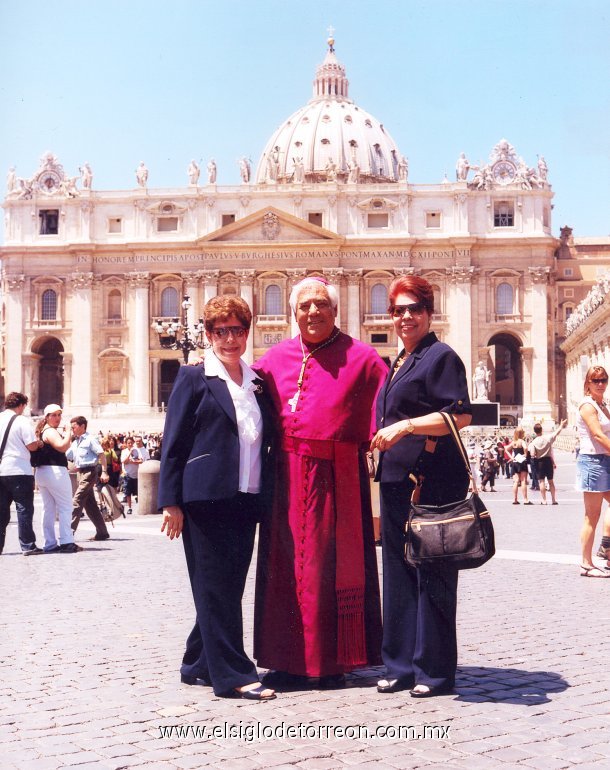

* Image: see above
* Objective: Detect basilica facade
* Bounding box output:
[1,38,576,429]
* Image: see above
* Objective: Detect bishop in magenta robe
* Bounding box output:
[252,286,387,680]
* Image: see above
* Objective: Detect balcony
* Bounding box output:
[494,314,523,323]
[363,314,393,328]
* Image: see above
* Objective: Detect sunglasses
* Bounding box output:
[590,378,608,384]
[390,302,427,317]
[210,326,247,339]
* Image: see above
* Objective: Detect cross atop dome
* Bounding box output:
[327,24,335,52]
[313,30,349,101]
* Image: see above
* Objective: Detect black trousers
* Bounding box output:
[380,470,468,691]
[180,493,260,696]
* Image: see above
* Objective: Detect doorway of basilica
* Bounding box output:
[34,337,64,410]
[488,333,523,406]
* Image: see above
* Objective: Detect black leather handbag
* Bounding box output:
[404,413,495,570]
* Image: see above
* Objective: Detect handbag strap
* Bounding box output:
[439,412,477,491]
[0,413,18,464]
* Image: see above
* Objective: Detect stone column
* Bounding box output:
[4,275,25,394]
[182,272,200,328]
[525,267,552,421]
[323,268,344,328]
[445,266,477,387]
[151,357,160,408]
[60,353,73,412]
[344,269,363,340]
[236,269,255,364]
[22,353,42,411]
[127,271,151,410]
[287,268,307,337]
[200,269,220,305]
[67,272,95,414]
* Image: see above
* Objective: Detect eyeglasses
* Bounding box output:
[390,302,427,317]
[298,300,331,311]
[210,326,247,339]
[591,378,609,384]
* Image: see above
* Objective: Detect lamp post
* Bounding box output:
[154,295,207,364]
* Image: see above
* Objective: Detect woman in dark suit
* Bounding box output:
[370,276,472,698]
[159,295,275,700]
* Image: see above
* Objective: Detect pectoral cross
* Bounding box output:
[288,391,300,412]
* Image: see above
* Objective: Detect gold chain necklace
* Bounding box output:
[288,328,341,412]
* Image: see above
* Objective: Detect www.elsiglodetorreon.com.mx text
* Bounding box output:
[158,721,451,742]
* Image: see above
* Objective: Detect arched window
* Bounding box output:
[371,283,388,314]
[431,284,442,315]
[265,284,282,315]
[161,287,179,317]
[107,289,121,320]
[496,282,513,315]
[41,289,57,320]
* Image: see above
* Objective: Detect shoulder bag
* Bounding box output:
[0,414,18,465]
[404,412,495,570]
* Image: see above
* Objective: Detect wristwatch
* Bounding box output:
[404,419,415,435]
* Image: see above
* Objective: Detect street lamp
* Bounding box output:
[154,295,207,364]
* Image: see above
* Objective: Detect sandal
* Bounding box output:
[579,565,610,578]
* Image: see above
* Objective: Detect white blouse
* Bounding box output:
[204,352,263,493]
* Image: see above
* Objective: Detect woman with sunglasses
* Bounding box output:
[158,295,276,699]
[576,365,610,578]
[370,275,472,697]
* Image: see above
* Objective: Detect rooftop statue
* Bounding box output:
[239,157,251,183]
[207,159,217,184]
[292,156,304,183]
[456,152,470,181]
[136,161,149,187]
[398,155,408,182]
[6,166,17,195]
[79,163,93,190]
[187,160,200,185]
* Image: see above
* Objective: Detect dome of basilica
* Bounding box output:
[255,36,407,185]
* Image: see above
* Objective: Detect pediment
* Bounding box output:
[198,207,342,244]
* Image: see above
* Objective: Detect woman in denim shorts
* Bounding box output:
[576,365,610,577]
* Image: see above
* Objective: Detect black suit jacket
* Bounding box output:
[157,364,273,509]
[376,332,471,484]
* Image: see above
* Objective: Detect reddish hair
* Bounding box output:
[388,275,434,314]
[584,365,609,395]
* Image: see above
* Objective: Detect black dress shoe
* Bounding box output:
[377,678,413,693]
[318,674,346,689]
[59,543,83,553]
[88,533,110,541]
[409,684,454,698]
[261,670,309,689]
[181,673,211,687]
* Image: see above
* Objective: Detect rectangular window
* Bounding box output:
[371,333,388,344]
[308,212,323,227]
[221,214,236,227]
[39,209,59,235]
[108,217,122,233]
[493,201,514,227]
[368,213,389,229]
[564,268,573,277]
[564,288,574,298]
[157,217,178,232]
[425,211,441,228]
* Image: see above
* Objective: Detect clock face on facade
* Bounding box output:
[38,170,62,193]
[492,161,516,185]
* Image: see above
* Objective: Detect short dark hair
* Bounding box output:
[70,415,88,428]
[4,392,28,409]
[533,423,542,435]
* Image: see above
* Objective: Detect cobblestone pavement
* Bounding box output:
[2,451,610,769]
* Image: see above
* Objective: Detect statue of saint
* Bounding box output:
[267,147,280,182]
[325,157,337,182]
[80,163,93,189]
[347,159,360,183]
[239,157,251,183]
[456,152,470,181]
[6,166,17,193]
[472,360,491,401]
[292,156,304,183]
[136,161,149,187]
[207,159,217,184]
[537,155,548,181]
[398,155,409,182]
[187,160,200,185]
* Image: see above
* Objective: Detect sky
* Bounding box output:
[1,0,609,240]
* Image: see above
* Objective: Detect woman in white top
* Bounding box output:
[576,365,610,577]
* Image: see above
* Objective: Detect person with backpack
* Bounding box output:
[0,392,43,555]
